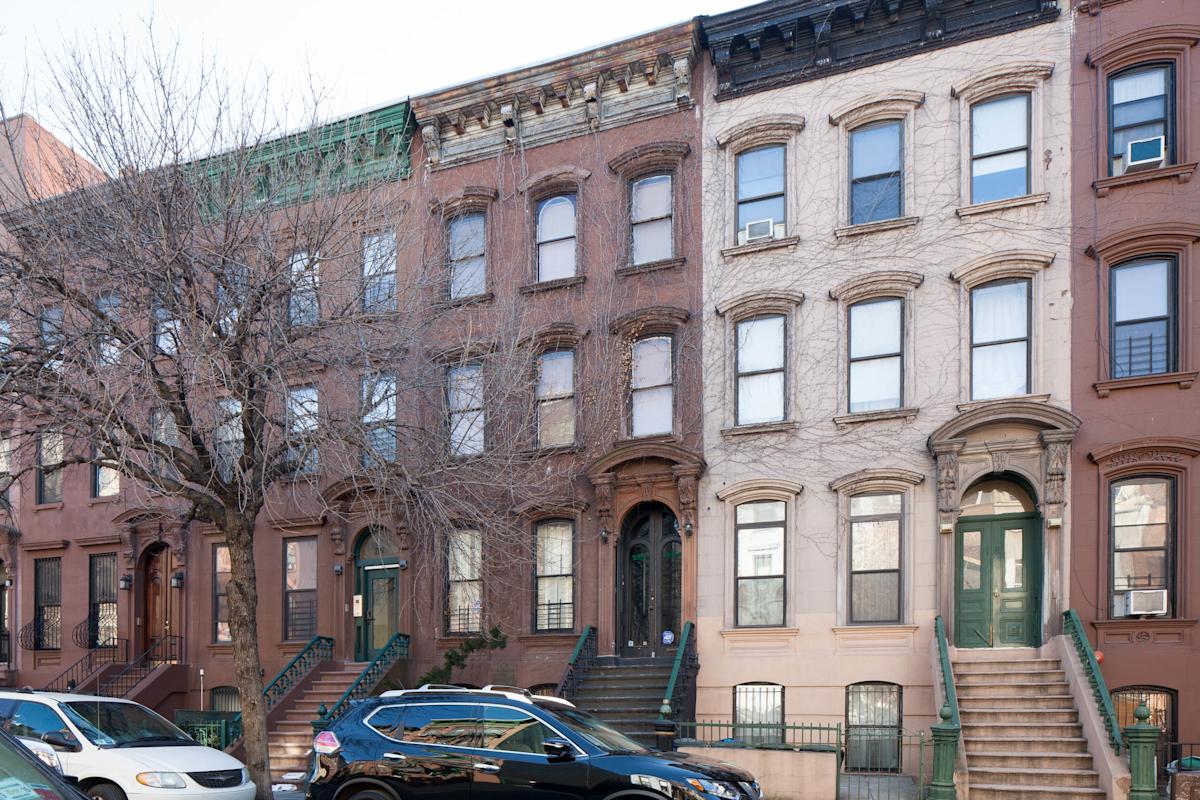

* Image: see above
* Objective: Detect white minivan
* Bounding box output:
[0,690,255,800]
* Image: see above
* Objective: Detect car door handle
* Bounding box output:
[382,752,407,761]
[473,763,500,773]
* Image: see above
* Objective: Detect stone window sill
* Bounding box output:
[719,627,799,639]
[616,257,685,277]
[614,433,679,447]
[1093,617,1195,629]
[720,420,798,438]
[1093,162,1197,197]
[834,216,919,239]
[956,192,1050,218]
[525,444,584,457]
[833,407,919,428]
[32,503,64,513]
[437,292,495,309]
[519,275,586,295]
[89,495,120,506]
[1094,370,1197,397]
[831,624,919,634]
[720,235,800,260]
[956,393,1050,413]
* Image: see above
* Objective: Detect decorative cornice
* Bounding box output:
[715,289,804,318]
[512,498,590,518]
[608,305,691,338]
[608,141,691,177]
[1085,222,1200,263]
[928,400,1080,450]
[828,91,926,127]
[951,249,1055,287]
[586,440,703,480]
[950,62,1055,102]
[829,271,924,304]
[20,539,68,552]
[829,468,925,494]
[76,534,123,547]
[1085,25,1200,70]
[715,115,806,150]
[715,478,804,503]
[518,167,591,195]
[1088,437,1200,466]
[431,186,497,217]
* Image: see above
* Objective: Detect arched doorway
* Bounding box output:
[954,477,1042,648]
[617,502,681,658]
[139,542,180,653]
[353,528,401,662]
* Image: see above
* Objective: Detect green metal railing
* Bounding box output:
[175,710,243,750]
[315,633,410,728]
[933,616,960,728]
[928,616,960,800]
[263,635,334,711]
[658,621,696,720]
[1064,609,1123,755]
[676,720,841,749]
[555,625,596,701]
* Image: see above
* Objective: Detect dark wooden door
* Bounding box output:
[618,503,682,658]
[141,545,178,652]
[955,515,1041,648]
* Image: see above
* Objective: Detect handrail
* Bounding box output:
[318,633,409,724]
[44,638,128,692]
[1064,609,1123,755]
[659,620,696,720]
[933,616,960,728]
[555,625,596,700]
[99,635,182,698]
[262,635,333,711]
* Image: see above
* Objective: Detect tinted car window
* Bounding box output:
[364,705,406,739]
[479,706,557,755]
[8,702,70,741]
[392,704,478,747]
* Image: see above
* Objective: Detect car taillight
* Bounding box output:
[313,731,340,754]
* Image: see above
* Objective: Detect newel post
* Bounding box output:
[928,704,959,800]
[1125,703,1161,800]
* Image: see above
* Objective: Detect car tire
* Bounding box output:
[85,784,125,800]
[344,790,394,800]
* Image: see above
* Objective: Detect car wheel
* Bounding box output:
[85,784,125,800]
[345,790,393,800]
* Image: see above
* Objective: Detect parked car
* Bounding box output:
[0,690,255,800]
[0,722,88,799]
[307,685,761,800]
[16,734,65,774]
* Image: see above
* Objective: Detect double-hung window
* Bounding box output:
[536,350,575,448]
[630,336,673,437]
[36,429,63,505]
[214,398,243,482]
[850,121,903,225]
[91,446,119,498]
[33,557,61,650]
[87,553,118,647]
[362,232,397,312]
[149,409,180,481]
[1109,64,1173,176]
[971,94,1030,203]
[153,301,180,355]
[735,500,785,627]
[631,175,673,265]
[286,386,319,474]
[96,291,121,365]
[849,493,902,624]
[534,520,574,631]
[448,213,486,299]
[447,528,482,634]
[735,146,785,244]
[970,279,1030,400]
[40,306,64,369]
[362,373,398,464]
[1110,257,1176,378]
[283,538,317,640]
[536,195,577,282]
[735,315,785,425]
[447,364,484,456]
[1111,477,1173,617]
[288,251,319,327]
[849,299,902,413]
[213,544,232,643]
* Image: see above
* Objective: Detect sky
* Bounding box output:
[0,0,738,146]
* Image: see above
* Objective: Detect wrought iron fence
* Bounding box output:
[99,635,182,697]
[839,730,929,800]
[174,711,243,750]
[555,625,596,701]
[1164,742,1200,795]
[0,632,9,666]
[284,591,317,641]
[263,635,334,711]
[676,720,841,749]
[18,616,61,651]
[72,605,119,650]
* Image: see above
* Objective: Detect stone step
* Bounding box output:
[969,766,1099,789]
[959,694,1076,709]
[968,784,1105,800]
[961,709,1079,724]
[954,658,1061,673]
[956,670,1067,685]
[964,736,1091,754]
[958,682,1070,698]
[963,722,1083,738]
[967,751,1094,770]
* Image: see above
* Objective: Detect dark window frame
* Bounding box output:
[969,92,1032,204]
[446,363,485,457]
[969,277,1032,400]
[1108,474,1176,619]
[286,385,319,474]
[86,553,118,648]
[733,682,785,745]
[361,231,398,313]
[213,543,231,644]
[734,144,787,238]
[36,429,63,505]
[91,446,119,499]
[848,492,904,625]
[361,372,398,465]
[445,529,483,635]
[1108,256,1178,379]
[532,519,575,633]
[734,500,787,629]
[847,297,904,413]
[287,250,320,327]
[446,211,488,300]
[628,334,676,438]
[1107,61,1176,177]
[210,686,241,713]
[629,173,674,265]
[849,120,904,226]
[735,314,787,427]
[282,537,317,641]
[535,194,579,282]
[535,349,576,449]
[33,557,62,651]
[845,681,904,773]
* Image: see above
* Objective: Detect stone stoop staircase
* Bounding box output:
[571,658,674,746]
[267,661,365,784]
[955,649,1104,800]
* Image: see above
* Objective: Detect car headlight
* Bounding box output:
[31,748,61,773]
[685,778,741,799]
[136,772,187,789]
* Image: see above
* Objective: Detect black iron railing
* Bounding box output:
[99,635,182,698]
[0,633,9,665]
[72,606,119,650]
[555,625,596,701]
[17,616,60,651]
[44,638,128,692]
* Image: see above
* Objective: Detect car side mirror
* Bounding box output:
[542,738,574,762]
[41,731,80,753]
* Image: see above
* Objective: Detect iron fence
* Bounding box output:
[1164,742,1200,796]
[555,626,596,701]
[676,720,842,750]
[174,711,243,750]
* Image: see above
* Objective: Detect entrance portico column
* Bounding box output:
[592,475,617,657]
[932,439,965,633]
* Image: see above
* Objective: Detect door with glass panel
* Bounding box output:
[355,529,402,662]
[955,516,1041,648]
[618,503,681,658]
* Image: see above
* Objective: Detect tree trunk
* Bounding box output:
[224,512,272,800]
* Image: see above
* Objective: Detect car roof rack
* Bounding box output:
[379,684,576,709]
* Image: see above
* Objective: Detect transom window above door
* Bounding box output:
[960,479,1035,516]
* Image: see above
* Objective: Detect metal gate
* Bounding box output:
[838,729,928,800]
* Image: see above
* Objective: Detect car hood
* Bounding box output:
[639,750,757,783]
[108,745,245,774]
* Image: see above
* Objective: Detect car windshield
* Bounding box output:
[537,705,650,754]
[63,701,196,748]
[0,734,74,799]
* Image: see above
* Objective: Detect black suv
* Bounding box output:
[307,685,760,800]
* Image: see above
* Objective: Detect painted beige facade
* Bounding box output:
[695,16,1075,737]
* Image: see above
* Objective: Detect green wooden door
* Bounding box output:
[356,565,399,661]
[954,515,1041,648]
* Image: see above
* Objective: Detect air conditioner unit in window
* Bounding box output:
[1124,136,1165,173]
[739,218,776,246]
[1124,589,1168,617]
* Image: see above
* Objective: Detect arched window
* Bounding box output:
[210,686,241,713]
[960,479,1035,516]
[845,682,902,772]
[536,195,577,282]
[733,682,783,745]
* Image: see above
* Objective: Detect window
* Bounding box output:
[536,350,575,448]
[536,195,577,282]
[95,291,121,364]
[288,250,319,326]
[733,683,783,745]
[210,686,241,713]
[283,538,317,640]
[149,410,180,481]
[287,386,319,473]
[448,213,487,299]
[87,553,118,647]
[846,682,902,772]
[8,701,70,742]
[213,544,231,643]
[1109,64,1173,176]
[480,706,558,754]
[630,336,673,437]
[92,446,119,498]
[33,557,61,650]
[849,493,902,624]
[535,520,574,631]
[735,500,785,627]
[36,429,63,505]
[1112,685,1175,779]
[849,299,902,413]
[1111,477,1173,617]
[631,175,673,265]
[362,373,397,464]
[734,315,785,426]
[153,301,179,355]
[971,94,1030,203]
[368,703,480,747]
[850,121,903,225]
[447,364,484,456]
[447,529,482,634]
[735,145,785,243]
[1111,257,1176,378]
[362,232,397,312]
[970,279,1030,400]
[40,305,64,370]
[214,398,243,482]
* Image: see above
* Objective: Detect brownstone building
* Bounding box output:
[1070,0,1200,757]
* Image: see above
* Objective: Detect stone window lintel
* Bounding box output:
[715,289,805,320]
[715,478,804,504]
[715,114,806,151]
[829,468,925,495]
[608,141,691,177]
[827,91,925,129]
[950,249,1055,288]
[829,271,924,305]
[609,305,690,338]
[950,62,1054,104]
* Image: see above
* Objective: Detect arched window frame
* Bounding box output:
[521,167,590,289]
[715,291,805,434]
[609,141,690,275]
[733,681,784,745]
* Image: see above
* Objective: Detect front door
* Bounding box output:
[955,515,1041,647]
[141,545,171,651]
[618,503,682,658]
[359,566,400,661]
